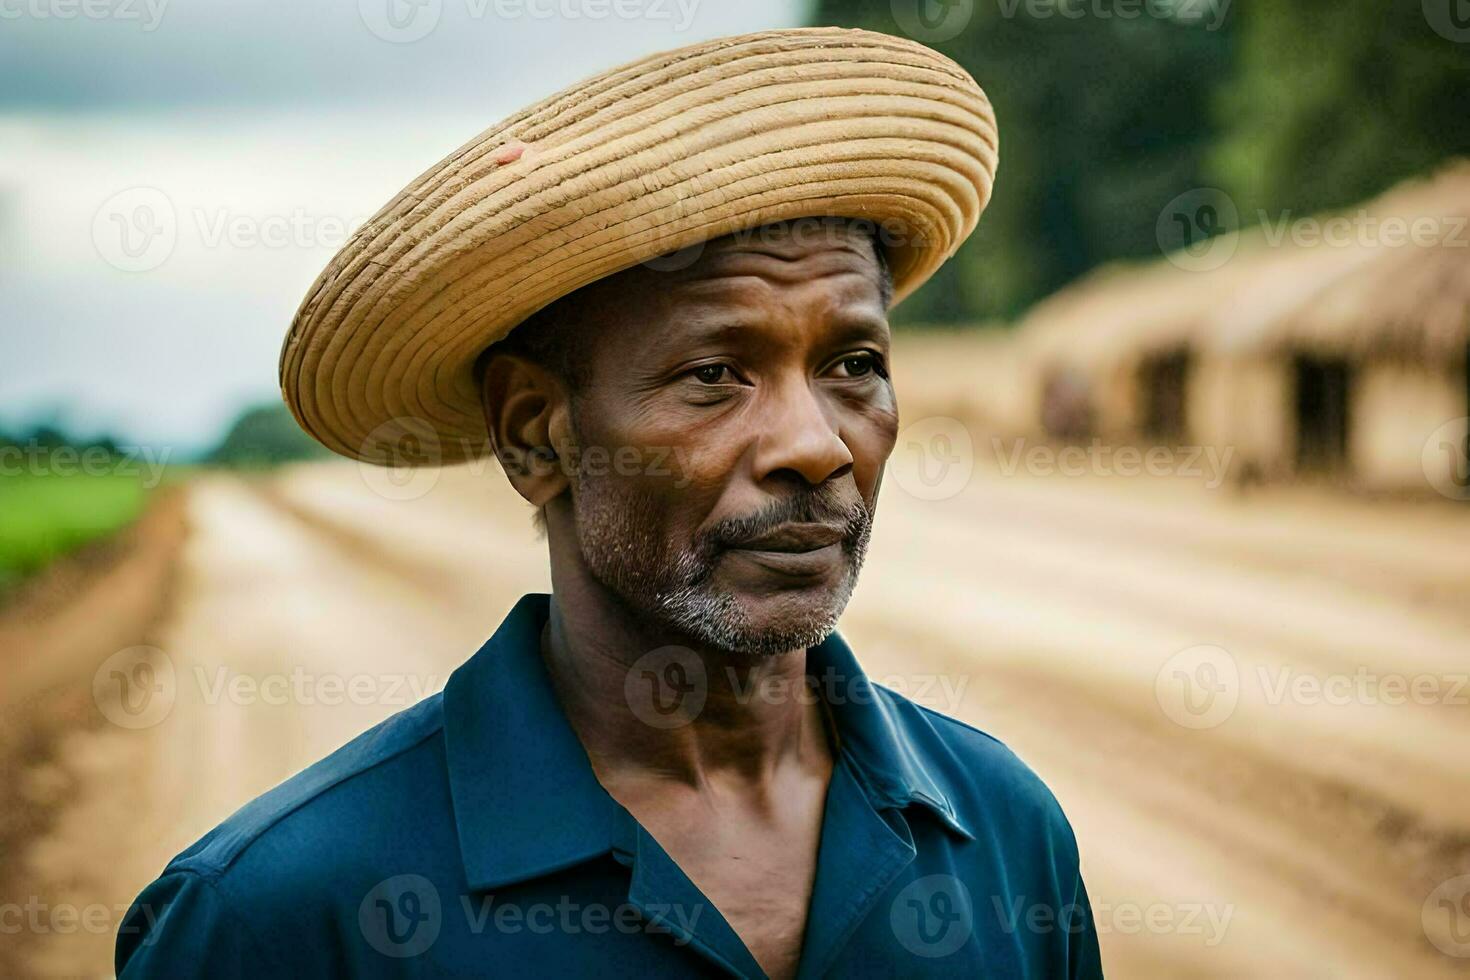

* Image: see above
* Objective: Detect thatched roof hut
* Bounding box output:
[1019,161,1470,460]
[1255,162,1470,363]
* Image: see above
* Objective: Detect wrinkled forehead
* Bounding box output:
[690,217,882,269]
[610,218,885,310]
[553,219,888,378]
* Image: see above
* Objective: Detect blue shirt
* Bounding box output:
[117,593,1103,978]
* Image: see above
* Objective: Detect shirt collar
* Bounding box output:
[442,593,971,892]
[805,628,975,840]
[443,593,629,892]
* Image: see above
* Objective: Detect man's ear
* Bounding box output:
[478,352,572,509]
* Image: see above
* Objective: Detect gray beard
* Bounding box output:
[571,461,872,659]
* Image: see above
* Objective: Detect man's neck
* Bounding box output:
[539,572,832,797]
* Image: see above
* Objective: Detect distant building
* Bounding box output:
[1020,163,1470,496]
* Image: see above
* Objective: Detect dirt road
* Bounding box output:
[9,460,1470,977]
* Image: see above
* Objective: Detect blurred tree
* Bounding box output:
[1210,0,1470,217]
[813,0,1469,324]
[208,404,329,468]
[811,0,1235,323]
[27,424,69,449]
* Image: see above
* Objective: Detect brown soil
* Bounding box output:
[5,464,1469,977]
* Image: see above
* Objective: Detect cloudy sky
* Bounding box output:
[1,0,807,452]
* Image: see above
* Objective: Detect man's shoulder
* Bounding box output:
[163,691,450,884]
[117,694,458,976]
[870,683,1078,856]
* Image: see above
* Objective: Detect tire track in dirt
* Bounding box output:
[9,464,1469,978]
[848,473,1470,978]
[0,489,190,980]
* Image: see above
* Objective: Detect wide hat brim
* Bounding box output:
[279,26,998,465]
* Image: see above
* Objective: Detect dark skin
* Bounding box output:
[479,222,898,979]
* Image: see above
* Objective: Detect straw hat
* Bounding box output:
[280,26,999,465]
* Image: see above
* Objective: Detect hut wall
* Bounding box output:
[1190,355,1292,477]
[1350,360,1463,490]
[1102,359,1144,440]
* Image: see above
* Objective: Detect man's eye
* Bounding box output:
[692,364,729,384]
[835,352,884,378]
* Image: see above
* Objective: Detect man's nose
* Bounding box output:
[749,378,854,486]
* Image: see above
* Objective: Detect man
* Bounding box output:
[118,27,1102,978]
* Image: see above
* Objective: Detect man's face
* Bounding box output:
[553,221,898,657]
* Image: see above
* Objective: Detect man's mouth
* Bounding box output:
[734,522,846,553]
[724,522,848,579]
